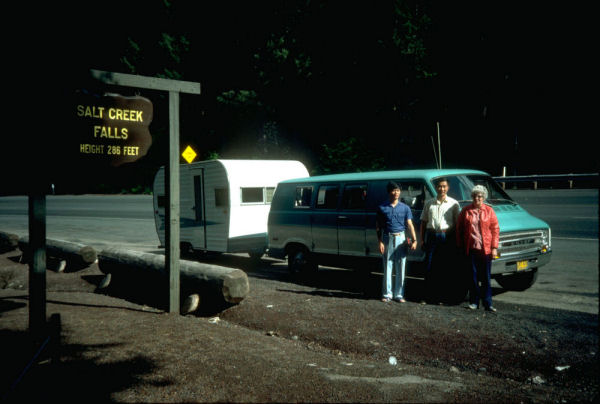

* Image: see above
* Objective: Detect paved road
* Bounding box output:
[0,195,159,252]
[0,189,597,313]
[492,189,598,314]
[505,188,598,240]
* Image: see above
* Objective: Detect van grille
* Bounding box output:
[498,230,546,257]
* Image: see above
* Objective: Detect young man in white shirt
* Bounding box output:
[419,178,460,304]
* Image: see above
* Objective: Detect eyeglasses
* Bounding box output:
[473,195,484,199]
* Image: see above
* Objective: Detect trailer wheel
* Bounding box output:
[248,251,264,261]
[287,246,317,274]
[180,242,194,258]
[495,268,538,291]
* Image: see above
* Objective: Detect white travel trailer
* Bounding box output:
[153,159,309,257]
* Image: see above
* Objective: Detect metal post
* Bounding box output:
[166,91,181,313]
[437,122,442,169]
[28,193,46,336]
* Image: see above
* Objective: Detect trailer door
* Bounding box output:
[189,167,207,249]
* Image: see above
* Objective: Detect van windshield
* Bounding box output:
[436,175,516,206]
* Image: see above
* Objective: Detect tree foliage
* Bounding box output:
[393,0,436,79]
[14,0,590,195]
[316,137,385,175]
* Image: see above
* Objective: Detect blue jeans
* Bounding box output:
[382,233,407,299]
[468,250,493,308]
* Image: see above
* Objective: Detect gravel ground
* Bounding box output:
[0,249,597,403]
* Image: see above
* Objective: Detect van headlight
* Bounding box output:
[541,228,551,252]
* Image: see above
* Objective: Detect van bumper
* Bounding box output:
[491,249,552,275]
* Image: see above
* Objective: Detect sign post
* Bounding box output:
[167,91,181,313]
[61,70,200,316]
[88,70,201,314]
[25,70,201,337]
[28,192,46,338]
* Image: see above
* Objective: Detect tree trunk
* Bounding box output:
[18,236,97,268]
[97,247,249,304]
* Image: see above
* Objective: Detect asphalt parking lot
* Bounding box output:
[1,249,597,403]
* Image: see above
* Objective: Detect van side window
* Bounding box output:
[398,181,431,210]
[342,184,367,210]
[316,185,339,209]
[295,186,313,208]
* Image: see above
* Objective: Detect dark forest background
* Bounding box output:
[3,1,595,194]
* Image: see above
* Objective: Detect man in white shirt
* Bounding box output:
[419,178,460,304]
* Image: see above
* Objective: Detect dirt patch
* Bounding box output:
[1,250,597,402]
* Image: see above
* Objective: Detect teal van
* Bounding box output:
[267,169,551,294]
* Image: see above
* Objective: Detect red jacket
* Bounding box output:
[457,203,500,256]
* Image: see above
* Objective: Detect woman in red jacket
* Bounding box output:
[457,185,500,312]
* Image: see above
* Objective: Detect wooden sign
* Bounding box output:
[75,92,153,166]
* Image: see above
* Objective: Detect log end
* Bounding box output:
[78,246,98,264]
[97,273,112,290]
[181,294,200,315]
[221,271,250,304]
[0,231,19,251]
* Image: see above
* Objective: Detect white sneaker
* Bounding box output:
[467,304,478,310]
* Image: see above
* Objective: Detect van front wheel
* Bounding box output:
[287,247,317,274]
[495,268,538,291]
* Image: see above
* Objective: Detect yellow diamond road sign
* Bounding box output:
[182,146,197,163]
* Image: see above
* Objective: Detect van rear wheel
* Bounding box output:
[287,246,317,274]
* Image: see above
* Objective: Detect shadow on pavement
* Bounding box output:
[0,314,167,402]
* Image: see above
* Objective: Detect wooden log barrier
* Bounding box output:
[0,231,20,252]
[18,236,97,270]
[97,247,249,305]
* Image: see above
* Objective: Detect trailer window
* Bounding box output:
[215,188,228,207]
[241,187,264,203]
[295,186,312,208]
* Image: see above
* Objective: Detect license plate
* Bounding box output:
[517,260,529,271]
